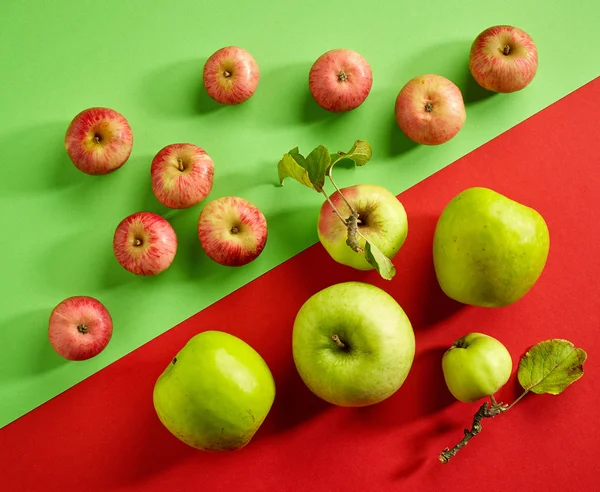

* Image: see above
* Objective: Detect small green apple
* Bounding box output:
[153,330,275,451]
[441,332,512,403]
[292,281,415,407]
[317,184,408,271]
[433,187,550,307]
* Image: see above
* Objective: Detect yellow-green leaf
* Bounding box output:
[364,240,396,280]
[517,339,587,395]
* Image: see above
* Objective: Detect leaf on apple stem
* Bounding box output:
[327,139,372,175]
[517,339,587,395]
[278,146,330,192]
[364,240,396,280]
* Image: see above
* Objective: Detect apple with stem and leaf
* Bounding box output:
[48,296,113,361]
[198,196,268,267]
[153,330,276,451]
[395,74,466,145]
[292,281,415,407]
[318,184,408,271]
[203,46,260,105]
[469,25,538,93]
[64,107,134,175]
[113,211,178,276]
[433,187,550,307]
[441,332,513,403]
[278,139,401,280]
[151,143,214,209]
[308,48,373,112]
[439,338,587,464]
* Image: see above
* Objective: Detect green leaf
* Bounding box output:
[304,145,331,192]
[277,148,316,190]
[517,339,587,395]
[364,240,396,280]
[327,139,372,174]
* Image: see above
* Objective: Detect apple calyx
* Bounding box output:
[223,70,232,78]
[425,102,433,112]
[277,140,396,280]
[93,134,102,144]
[338,71,348,82]
[77,324,89,334]
[439,339,587,464]
[230,226,239,234]
[502,44,511,55]
[452,337,468,349]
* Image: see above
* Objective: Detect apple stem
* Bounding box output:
[77,324,89,334]
[439,399,508,464]
[177,157,184,172]
[331,334,346,349]
[320,189,348,225]
[503,44,511,55]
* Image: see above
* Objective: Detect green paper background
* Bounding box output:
[0,0,598,429]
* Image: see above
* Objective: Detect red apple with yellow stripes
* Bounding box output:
[64,107,133,175]
[198,196,268,266]
[151,143,214,209]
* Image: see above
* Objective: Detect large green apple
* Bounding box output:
[292,281,415,407]
[153,330,275,451]
[441,332,512,403]
[433,187,550,307]
[317,184,408,271]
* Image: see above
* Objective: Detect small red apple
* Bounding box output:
[469,25,538,93]
[48,296,113,361]
[113,212,178,275]
[395,74,466,145]
[151,143,215,209]
[203,46,260,105]
[198,196,267,266]
[308,48,373,112]
[64,107,133,175]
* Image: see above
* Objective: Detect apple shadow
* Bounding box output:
[387,113,420,157]
[0,122,88,196]
[262,204,320,259]
[138,58,225,118]
[0,308,68,384]
[349,346,456,430]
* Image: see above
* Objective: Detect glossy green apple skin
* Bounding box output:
[317,184,408,271]
[441,332,512,403]
[433,187,550,307]
[153,330,275,451]
[292,281,415,407]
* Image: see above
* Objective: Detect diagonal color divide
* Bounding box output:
[0,77,599,492]
[1,0,600,430]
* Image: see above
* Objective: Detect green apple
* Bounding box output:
[292,281,415,407]
[317,184,408,271]
[433,187,550,307]
[441,332,512,403]
[153,330,275,451]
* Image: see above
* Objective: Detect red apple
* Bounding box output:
[395,74,466,145]
[198,196,267,266]
[151,143,214,209]
[64,107,133,175]
[469,25,538,93]
[48,296,113,361]
[113,212,177,275]
[203,46,260,105]
[308,48,373,112]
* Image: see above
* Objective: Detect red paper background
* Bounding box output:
[1,78,599,491]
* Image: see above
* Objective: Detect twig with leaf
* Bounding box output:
[277,139,396,280]
[439,339,587,463]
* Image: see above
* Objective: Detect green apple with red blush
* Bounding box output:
[318,184,408,271]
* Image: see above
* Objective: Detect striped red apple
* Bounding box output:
[64,107,133,175]
[48,296,113,361]
[151,143,214,209]
[198,196,268,266]
[113,212,178,276]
